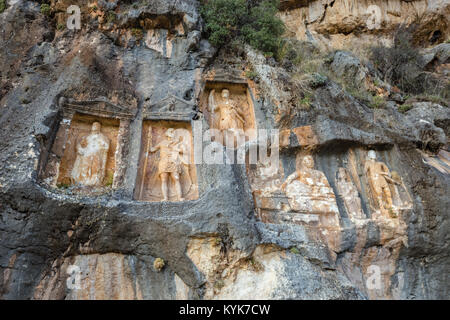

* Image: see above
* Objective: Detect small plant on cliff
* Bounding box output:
[131,28,144,40]
[368,95,386,109]
[0,0,6,14]
[290,247,300,255]
[153,258,165,272]
[106,11,116,23]
[104,171,114,187]
[245,69,258,81]
[398,104,413,113]
[214,279,225,289]
[40,3,51,16]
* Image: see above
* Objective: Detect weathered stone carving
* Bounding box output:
[71,122,110,186]
[364,150,411,218]
[143,94,196,121]
[136,122,198,202]
[280,155,340,228]
[40,95,136,191]
[149,128,186,201]
[202,82,257,147]
[208,88,245,146]
[335,167,366,221]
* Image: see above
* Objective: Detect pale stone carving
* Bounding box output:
[335,167,366,221]
[281,155,340,227]
[71,122,110,186]
[137,122,197,202]
[148,128,188,201]
[208,89,246,146]
[364,150,405,217]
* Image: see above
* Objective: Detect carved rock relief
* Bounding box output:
[200,82,257,148]
[335,167,366,222]
[135,121,198,202]
[363,150,413,220]
[43,113,122,192]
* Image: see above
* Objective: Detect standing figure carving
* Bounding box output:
[208,89,245,146]
[149,128,186,201]
[336,167,366,220]
[364,150,401,217]
[71,122,110,186]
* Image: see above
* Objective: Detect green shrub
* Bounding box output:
[0,0,6,14]
[107,11,116,23]
[242,0,285,56]
[200,0,247,48]
[40,4,51,16]
[245,69,258,80]
[368,95,386,109]
[200,0,285,57]
[290,247,300,254]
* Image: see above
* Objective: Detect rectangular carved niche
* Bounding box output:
[42,112,126,192]
[200,82,257,146]
[135,121,198,202]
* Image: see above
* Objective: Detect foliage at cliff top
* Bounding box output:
[200,0,285,56]
[0,0,6,14]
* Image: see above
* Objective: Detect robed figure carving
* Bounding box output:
[71,122,110,186]
[208,89,245,146]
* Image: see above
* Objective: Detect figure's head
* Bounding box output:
[166,128,175,140]
[368,150,377,160]
[302,155,314,169]
[91,122,101,133]
[337,167,350,182]
[221,89,230,99]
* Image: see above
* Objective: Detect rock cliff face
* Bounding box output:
[0,0,448,300]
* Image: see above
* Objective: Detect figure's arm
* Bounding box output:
[208,90,216,112]
[383,175,400,185]
[149,143,161,153]
[281,171,300,191]
[101,148,108,179]
[76,137,87,155]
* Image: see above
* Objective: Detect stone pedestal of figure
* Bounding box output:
[208,89,246,147]
[335,167,366,221]
[364,150,404,218]
[149,128,186,201]
[71,122,110,186]
[281,155,340,228]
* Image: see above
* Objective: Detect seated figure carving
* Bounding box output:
[281,155,340,227]
[336,167,366,221]
[71,122,110,186]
